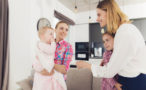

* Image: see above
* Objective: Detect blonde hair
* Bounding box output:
[97,0,131,34]
[38,26,54,38]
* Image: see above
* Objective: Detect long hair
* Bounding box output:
[97,0,130,34]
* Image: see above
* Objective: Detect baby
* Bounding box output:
[32,27,67,90]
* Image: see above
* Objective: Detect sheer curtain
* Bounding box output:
[0,0,9,90]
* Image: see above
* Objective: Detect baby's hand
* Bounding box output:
[40,69,54,76]
[51,38,55,42]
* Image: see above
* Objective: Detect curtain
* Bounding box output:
[0,0,9,90]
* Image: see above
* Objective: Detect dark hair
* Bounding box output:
[55,21,69,29]
[102,32,115,38]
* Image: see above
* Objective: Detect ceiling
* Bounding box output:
[58,0,146,13]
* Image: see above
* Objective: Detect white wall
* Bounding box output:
[54,0,76,22]
[76,10,97,24]
[73,3,146,43]
[9,0,76,90]
[9,0,32,90]
[123,3,146,19]
[70,24,89,42]
[76,3,146,24]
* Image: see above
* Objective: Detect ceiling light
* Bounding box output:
[74,0,78,13]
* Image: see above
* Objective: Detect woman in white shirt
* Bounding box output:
[76,0,146,89]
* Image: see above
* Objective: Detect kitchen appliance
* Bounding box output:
[75,42,89,60]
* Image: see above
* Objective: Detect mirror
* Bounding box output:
[37,18,51,31]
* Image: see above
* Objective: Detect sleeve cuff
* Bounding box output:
[91,64,98,77]
[51,42,56,44]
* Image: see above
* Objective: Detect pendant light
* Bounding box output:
[74,0,78,13]
[88,0,92,23]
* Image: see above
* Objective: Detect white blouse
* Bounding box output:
[91,23,146,78]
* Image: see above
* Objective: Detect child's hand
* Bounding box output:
[115,83,122,90]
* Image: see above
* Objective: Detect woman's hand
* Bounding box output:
[76,61,91,70]
[40,69,54,76]
[115,83,122,90]
[54,64,67,74]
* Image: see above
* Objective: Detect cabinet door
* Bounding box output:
[89,23,105,59]
[132,19,146,41]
